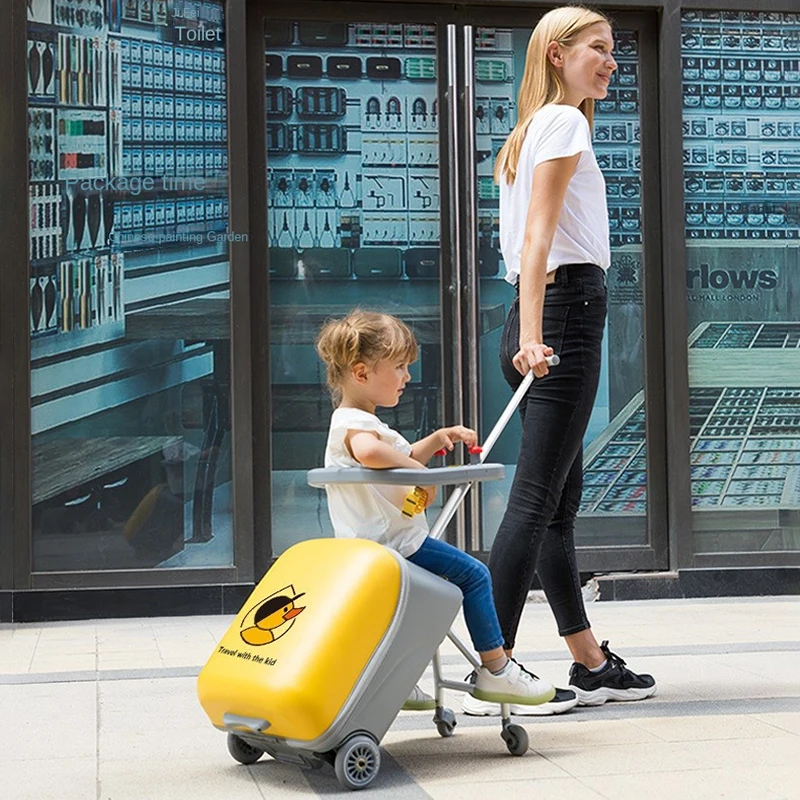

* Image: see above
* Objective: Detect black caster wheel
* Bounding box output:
[501,723,529,756]
[227,732,264,765]
[433,706,456,738]
[334,734,381,790]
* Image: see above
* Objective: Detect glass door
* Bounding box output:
[262,12,452,556]
[462,11,667,570]
[254,3,666,568]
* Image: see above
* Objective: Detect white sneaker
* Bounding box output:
[472,659,555,706]
[401,683,436,711]
[463,686,579,716]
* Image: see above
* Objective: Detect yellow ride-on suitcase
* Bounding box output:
[197,366,555,790]
[197,537,462,788]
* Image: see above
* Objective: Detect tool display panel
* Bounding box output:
[681,10,800,555]
[265,22,440,278]
[265,20,451,556]
[27,0,235,573]
[681,10,800,242]
[581,322,800,552]
[27,0,230,362]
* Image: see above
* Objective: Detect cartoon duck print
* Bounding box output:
[240,585,306,646]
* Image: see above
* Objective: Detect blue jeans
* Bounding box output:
[408,536,504,653]
[490,263,607,649]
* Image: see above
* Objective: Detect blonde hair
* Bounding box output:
[316,310,418,401]
[494,5,611,184]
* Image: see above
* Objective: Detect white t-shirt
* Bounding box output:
[499,103,611,286]
[323,407,428,558]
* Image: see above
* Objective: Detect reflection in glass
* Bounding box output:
[682,10,800,554]
[265,21,445,557]
[28,0,233,571]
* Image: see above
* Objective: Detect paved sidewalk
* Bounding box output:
[2,596,799,800]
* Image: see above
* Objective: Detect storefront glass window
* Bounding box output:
[27,0,233,571]
[682,10,800,554]
[264,20,446,557]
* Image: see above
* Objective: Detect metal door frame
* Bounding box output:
[1,0,31,592]
[7,0,255,591]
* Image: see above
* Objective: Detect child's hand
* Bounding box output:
[410,426,479,466]
[438,425,478,451]
[421,484,438,509]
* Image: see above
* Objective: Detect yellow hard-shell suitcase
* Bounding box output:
[198,378,551,790]
[197,537,462,783]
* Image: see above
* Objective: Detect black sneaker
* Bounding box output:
[569,640,656,706]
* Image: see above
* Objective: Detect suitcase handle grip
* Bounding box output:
[479,360,558,459]
[428,361,559,540]
[223,713,271,733]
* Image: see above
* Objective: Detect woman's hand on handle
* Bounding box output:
[513,341,554,378]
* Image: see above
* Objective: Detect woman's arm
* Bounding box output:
[515,153,580,378]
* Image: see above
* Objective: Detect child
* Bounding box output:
[315,310,556,709]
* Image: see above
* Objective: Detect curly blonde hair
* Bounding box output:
[315,310,418,402]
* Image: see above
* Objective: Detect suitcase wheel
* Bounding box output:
[334,734,381,790]
[227,732,264,765]
[433,706,456,738]
[501,722,529,756]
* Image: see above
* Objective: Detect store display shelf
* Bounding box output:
[581,352,800,519]
[31,319,126,361]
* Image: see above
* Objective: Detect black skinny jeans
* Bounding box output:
[489,263,607,649]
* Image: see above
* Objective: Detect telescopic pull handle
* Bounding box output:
[428,355,559,540]
[478,356,559,463]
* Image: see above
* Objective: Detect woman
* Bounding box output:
[464,5,656,717]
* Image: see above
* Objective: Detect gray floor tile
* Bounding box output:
[3,757,96,800]
[679,736,800,770]
[532,741,708,777]
[0,683,96,761]
[2,597,799,800]
[423,777,605,800]
[752,711,800,736]
[394,729,571,784]
[583,768,786,800]
[99,758,268,800]
[728,764,800,800]
[628,713,789,742]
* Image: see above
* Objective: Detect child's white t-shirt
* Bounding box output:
[499,103,611,286]
[323,407,428,557]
